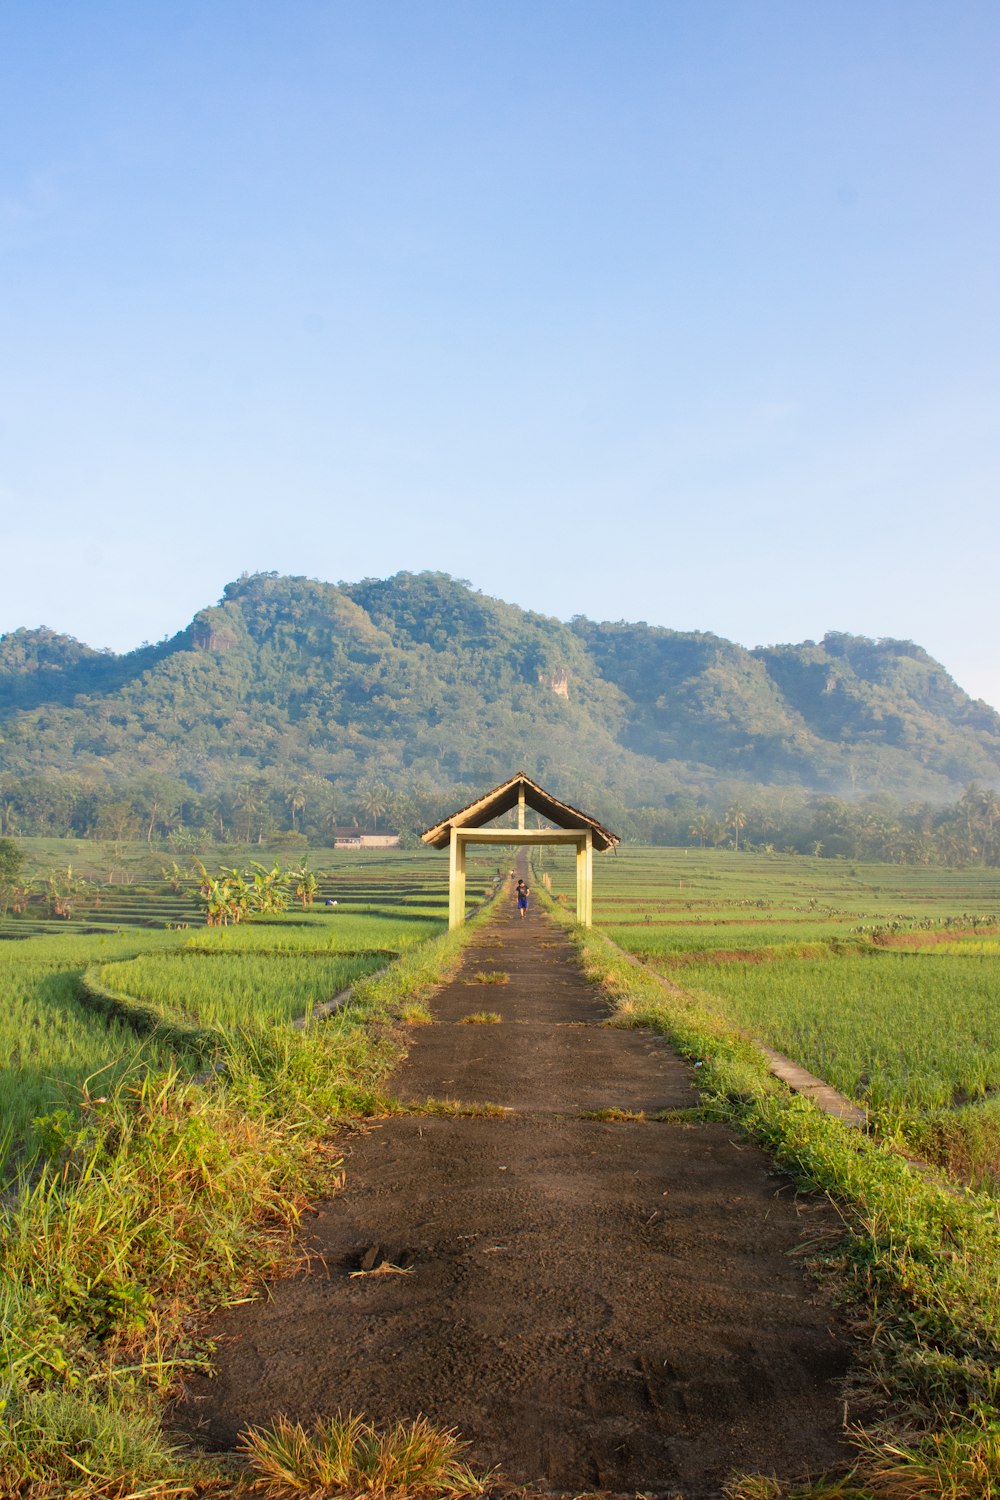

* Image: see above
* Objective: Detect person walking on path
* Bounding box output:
[515,878,530,919]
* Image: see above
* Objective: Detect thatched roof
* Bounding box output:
[421,772,619,852]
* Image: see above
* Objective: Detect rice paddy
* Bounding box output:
[542,843,1000,1183]
[97,949,389,1030]
[679,952,1000,1114]
[0,843,502,1171]
[0,931,192,1164]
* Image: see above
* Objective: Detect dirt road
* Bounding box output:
[175,897,855,1497]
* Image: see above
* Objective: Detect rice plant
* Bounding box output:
[677,952,1000,1116]
[96,949,389,1030]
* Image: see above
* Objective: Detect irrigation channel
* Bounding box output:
[174,882,857,1497]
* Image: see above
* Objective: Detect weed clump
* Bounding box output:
[579,1107,646,1122]
[240,1411,489,1498]
[409,1097,510,1118]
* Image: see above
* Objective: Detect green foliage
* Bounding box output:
[0,837,23,884]
[0,837,25,918]
[2,574,1000,854]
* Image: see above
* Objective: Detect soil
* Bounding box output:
[172,890,857,1498]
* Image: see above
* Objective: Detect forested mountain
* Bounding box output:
[1,571,998,842]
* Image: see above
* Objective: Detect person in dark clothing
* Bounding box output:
[515,878,530,919]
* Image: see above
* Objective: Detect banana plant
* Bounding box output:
[291,864,318,909]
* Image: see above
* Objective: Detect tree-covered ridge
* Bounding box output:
[0,627,177,711]
[572,617,1000,791]
[1,572,998,831]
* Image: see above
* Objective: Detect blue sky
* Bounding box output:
[2,2,998,705]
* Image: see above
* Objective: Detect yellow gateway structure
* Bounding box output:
[421,772,619,930]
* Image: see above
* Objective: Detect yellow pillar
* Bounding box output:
[575,831,594,926]
[584,830,593,926]
[448,828,467,930]
[518,783,525,830]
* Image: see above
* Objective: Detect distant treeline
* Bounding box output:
[624,783,1000,866]
[3,770,1000,868]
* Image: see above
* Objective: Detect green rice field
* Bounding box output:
[0,931,191,1164]
[542,843,1000,1182]
[98,949,389,1030]
[0,843,503,1171]
[678,952,1000,1113]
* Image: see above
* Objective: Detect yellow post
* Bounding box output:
[583,829,593,926]
[518,783,525,830]
[448,827,467,930]
[575,831,594,926]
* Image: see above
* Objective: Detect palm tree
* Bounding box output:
[725,803,748,852]
[285,786,306,832]
[361,780,389,832]
[235,783,260,844]
[688,813,713,848]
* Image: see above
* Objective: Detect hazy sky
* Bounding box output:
[2,3,998,704]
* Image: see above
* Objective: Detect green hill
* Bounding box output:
[1,572,998,838]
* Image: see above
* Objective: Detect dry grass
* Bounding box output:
[459,1012,501,1025]
[854,1421,1000,1498]
[348,1262,415,1280]
[722,1471,869,1498]
[408,1097,511,1118]
[465,971,510,986]
[241,1411,490,1498]
[579,1107,646,1122]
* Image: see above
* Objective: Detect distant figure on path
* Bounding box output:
[515,878,530,919]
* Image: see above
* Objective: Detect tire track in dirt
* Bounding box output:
[174,898,856,1498]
